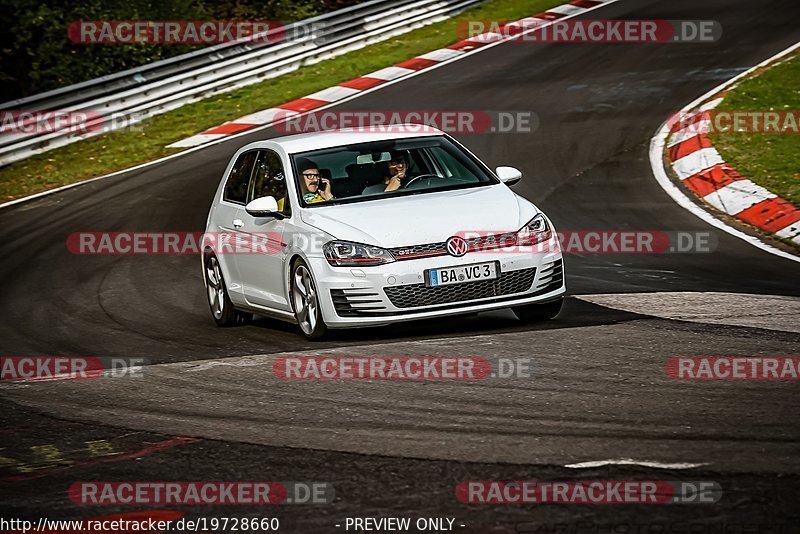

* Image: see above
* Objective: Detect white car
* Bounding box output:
[203,126,565,339]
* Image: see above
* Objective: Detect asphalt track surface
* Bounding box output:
[2,0,800,531]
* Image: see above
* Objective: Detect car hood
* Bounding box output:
[300,185,539,248]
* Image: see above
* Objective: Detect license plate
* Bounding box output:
[425,261,499,287]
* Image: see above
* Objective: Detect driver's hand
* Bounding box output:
[385,173,403,192]
[319,178,334,200]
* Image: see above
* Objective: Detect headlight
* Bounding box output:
[323,240,396,267]
[516,213,552,246]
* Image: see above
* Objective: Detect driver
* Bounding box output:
[362,150,409,195]
[297,158,334,203]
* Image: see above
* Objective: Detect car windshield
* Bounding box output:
[291,135,498,207]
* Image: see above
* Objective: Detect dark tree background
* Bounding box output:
[0,0,362,102]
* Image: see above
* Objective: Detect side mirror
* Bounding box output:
[496,166,522,186]
[245,196,284,219]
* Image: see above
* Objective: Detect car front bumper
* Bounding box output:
[307,242,565,328]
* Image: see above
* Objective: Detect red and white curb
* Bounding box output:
[666,79,800,246]
[650,41,800,263]
[167,0,616,148]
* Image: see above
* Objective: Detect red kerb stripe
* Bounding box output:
[202,123,255,135]
[682,163,742,198]
[737,198,800,233]
[278,98,328,113]
[669,135,713,160]
[396,57,439,70]
[339,77,386,90]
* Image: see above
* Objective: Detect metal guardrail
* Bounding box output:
[0,0,483,167]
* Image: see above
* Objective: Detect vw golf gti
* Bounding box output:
[203,126,565,339]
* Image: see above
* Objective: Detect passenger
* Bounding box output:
[362,150,408,195]
[297,158,333,203]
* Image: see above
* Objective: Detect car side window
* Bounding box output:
[248,150,290,216]
[224,151,258,204]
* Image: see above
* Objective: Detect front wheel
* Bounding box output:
[512,298,563,323]
[291,260,328,340]
[204,253,252,327]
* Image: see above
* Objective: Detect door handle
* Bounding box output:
[232,219,244,228]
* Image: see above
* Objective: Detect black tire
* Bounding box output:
[290,259,328,340]
[204,252,252,327]
[512,298,564,323]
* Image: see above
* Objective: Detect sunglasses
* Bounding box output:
[303,172,321,179]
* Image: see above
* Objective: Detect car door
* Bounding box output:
[235,149,292,311]
[213,149,259,302]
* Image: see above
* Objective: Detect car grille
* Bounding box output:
[465,232,517,251]
[390,232,518,261]
[384,267,537,309]
[390,242,447,260]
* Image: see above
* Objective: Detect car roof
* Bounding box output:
[242,124,446,154]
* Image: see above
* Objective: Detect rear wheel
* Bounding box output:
[204,253,252,327]
[512,298,563,323]
[291,260,328,340]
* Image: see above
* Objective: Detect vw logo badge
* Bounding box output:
[446,236,468,257]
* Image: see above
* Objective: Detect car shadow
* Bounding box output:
[249,296,645,345]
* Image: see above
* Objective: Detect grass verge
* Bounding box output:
[710,53,800,206]
[0,0,564,202]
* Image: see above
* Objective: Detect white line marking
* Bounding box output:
[467,32,505,43]
[649,40,800,264]
[417,48,465,62]
[671,147,723,179]
[305,85,361,102]
[231,107,298,126]
[565,459,709,469]
[776,222,800,239]
[702,179,776,215]
[167,133,227,148]
[546,4,585,15]
[364,66,415,81]
[699,97,724,111]
[519,17,548,25]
